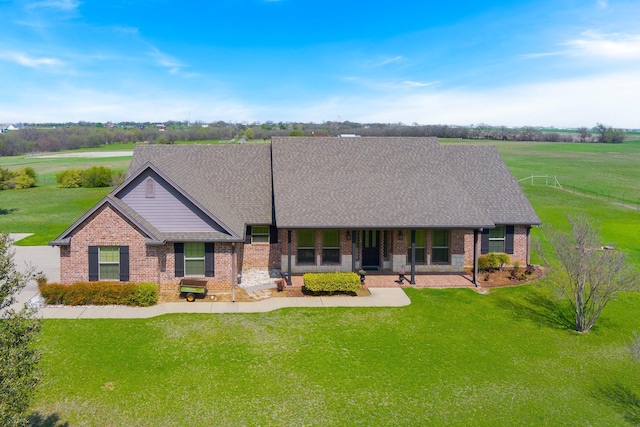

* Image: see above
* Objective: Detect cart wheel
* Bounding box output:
[186,293,196,302]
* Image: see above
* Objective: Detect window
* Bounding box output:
[489,225,506,253]
[432,230,449,264]
[407,230,425,263]
[297,230,315,264]
[145,178,155,198]
[251,225,270,244]
[99,246,120,280]
[184,242,205,276]
[322,230,340,264]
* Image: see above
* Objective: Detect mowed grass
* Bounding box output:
[34,287,640,426]
[0,154,132,245]
[442,138,640,206]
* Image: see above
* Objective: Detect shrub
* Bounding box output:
[303,272,360,294]
[487,253,510,272]
[39,281,158,306]
[12,170,36,189]
[478,256,490,272]
[81,166,113,188]
[21,167,36,179]
[0,167,16,190]
[56,169,83,188]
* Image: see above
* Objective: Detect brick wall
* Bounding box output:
[462,225,531,267]
[239,242,280,270]
[60,204,238,291]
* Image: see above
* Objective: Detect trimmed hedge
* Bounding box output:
[39,282,158,306]
[303,272,361,294]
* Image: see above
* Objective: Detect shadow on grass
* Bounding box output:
[28,412,69,427]
[493,286,575,330]
[594,381,640,425]
[0,207,17,215]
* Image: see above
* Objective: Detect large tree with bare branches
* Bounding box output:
[536,215,639,333]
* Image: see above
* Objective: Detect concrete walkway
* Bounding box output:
[38,287,411,319]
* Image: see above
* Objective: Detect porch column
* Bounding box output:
[351,230,356,272]
[287,230,292,286]
[526,226,531,265]
[473,229,480,287]
[410,229,416,285]
[231,243,236,302]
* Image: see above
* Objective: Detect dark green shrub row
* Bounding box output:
[55,166,124,188]
[303,272,361,293]
[39,282,158,306]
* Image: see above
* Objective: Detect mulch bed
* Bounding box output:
[476,266,544,288]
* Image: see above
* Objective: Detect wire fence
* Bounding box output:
[519,175,640,211]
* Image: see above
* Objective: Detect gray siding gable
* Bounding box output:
[117,169,228,234]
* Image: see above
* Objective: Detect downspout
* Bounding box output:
[287,230,292,286]
[410,229,416,285]
[231,242,236,302]
[473,229,481,287]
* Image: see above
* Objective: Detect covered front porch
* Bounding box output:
[280,228,482,285]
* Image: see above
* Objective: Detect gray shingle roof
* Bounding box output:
[53,138,540,246]
[271,137,540,228]
[128,144,273,238]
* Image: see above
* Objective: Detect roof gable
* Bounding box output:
[127,145,273,236]
[50,196,162,246]
[116,167,232,235]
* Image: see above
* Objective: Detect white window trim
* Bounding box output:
[251,226,270,244]
[99,246,119,281]
[184,243,205,276]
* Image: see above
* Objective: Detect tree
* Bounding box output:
[593,123,626,143]
[536,215,639,332]
[577,127,591,142]
[0,232,41,426]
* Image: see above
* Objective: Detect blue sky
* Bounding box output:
[1,0,639,127]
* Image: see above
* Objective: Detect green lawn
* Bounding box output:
[0,155,131,245]
[33,287,640,426]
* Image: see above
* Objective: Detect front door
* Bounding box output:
[362,230,380,269]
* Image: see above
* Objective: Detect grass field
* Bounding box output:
[0,154,132,245]
[2,139,639,425]
[32,287,640,426]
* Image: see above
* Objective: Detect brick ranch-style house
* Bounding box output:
[50,137,540,294]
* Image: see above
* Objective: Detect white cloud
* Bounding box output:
[27,0,80,11]
[597,0,608,9]
[1,51,64,68]
[264,70,640,128]
[402,80,438,88]
[563,31,640,60]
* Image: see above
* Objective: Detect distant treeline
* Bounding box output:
[0,121,626,156]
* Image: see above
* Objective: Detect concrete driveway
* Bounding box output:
[9,234,60,308]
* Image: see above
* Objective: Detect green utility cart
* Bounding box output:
[179,279,208,302]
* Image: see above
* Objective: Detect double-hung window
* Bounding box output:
[297,230,315,264]
[251,226,270,244]
[322,230,340,264]
[184,242,205,276]
[99,246,120,280]
[489,226,506,253]
[431,230,450,264]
